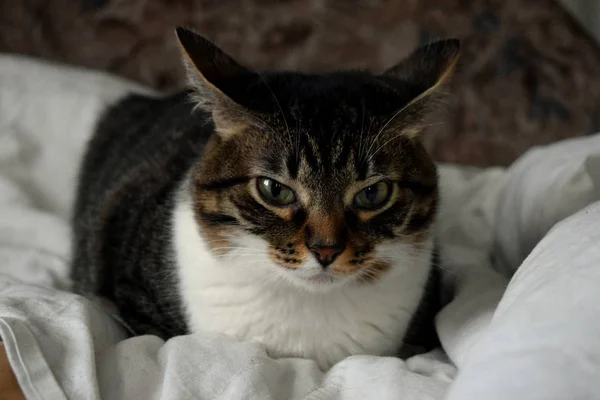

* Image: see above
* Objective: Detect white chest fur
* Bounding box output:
[172,193,433,370]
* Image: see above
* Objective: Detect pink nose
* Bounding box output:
[308,245,344,268]
[313,247,340,258]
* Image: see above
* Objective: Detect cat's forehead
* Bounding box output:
[225,73,431,189]
[255,118,406,192]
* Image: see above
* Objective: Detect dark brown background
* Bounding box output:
[1,0,599,166]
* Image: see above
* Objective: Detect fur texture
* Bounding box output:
[71,27,459,370]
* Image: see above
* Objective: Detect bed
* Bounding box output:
[0,54,599,399]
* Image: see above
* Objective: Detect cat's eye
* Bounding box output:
[257,178,296,206]
[354,181,391,210]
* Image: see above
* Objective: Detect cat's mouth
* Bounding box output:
[293,257,392,288]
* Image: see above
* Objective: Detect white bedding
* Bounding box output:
[0,55,599,399]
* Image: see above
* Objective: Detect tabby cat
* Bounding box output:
[71,27,459,370]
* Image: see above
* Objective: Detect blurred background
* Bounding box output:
[1,0,599,166]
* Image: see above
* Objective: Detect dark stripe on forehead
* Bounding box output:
[286,152,299,179]
[355,154,369,180]
[197,176,250,191]
[332,140,352,170]
[302,137,319,169]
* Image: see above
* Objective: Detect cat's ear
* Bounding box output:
[381,39,460,138]
[383,39,460,99]
[175,27,252,137]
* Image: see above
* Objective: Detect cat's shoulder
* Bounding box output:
[98,90,199,129]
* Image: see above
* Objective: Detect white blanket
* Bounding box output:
[0,55,599,400]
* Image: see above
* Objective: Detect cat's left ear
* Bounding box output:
[383,39,461,100]
[176,27,254,137]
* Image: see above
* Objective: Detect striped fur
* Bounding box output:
[70,27,459,369]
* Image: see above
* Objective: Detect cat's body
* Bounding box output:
[71,28,458,370]
[72,91,204,338]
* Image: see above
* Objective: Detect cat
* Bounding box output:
[71,27,459,370]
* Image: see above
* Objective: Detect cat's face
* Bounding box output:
[176,28,459,290]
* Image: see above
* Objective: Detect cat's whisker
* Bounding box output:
[257,73,292,145]
[364,100,415,160]
[207,246,265,251]
[203,246,267,253]
[201,238,260,245]
[365,92,441,162]
[388,229,437,240]
[368,131,415,162]
[368,121,446,162]
[210,254,268,261]
[211,256,268,261]
[295,110,301,167]
[207,248,265,255]
[358,269,383,283]
[357,101,366,162]
[202,239,242,244]
[210,253,267,257]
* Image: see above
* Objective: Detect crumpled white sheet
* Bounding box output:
[0,55,598,400]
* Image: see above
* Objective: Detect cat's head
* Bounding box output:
[176,28,459,291]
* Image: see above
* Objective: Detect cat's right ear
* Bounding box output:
[383,39,460,100]
[176,27,252,137]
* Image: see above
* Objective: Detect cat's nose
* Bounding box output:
[307,243,345,268]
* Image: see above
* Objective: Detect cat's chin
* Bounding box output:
[283,270,355,293]
[305,272,336,284]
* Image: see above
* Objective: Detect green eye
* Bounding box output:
[257,178,296,206]
[354,181,391,210]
